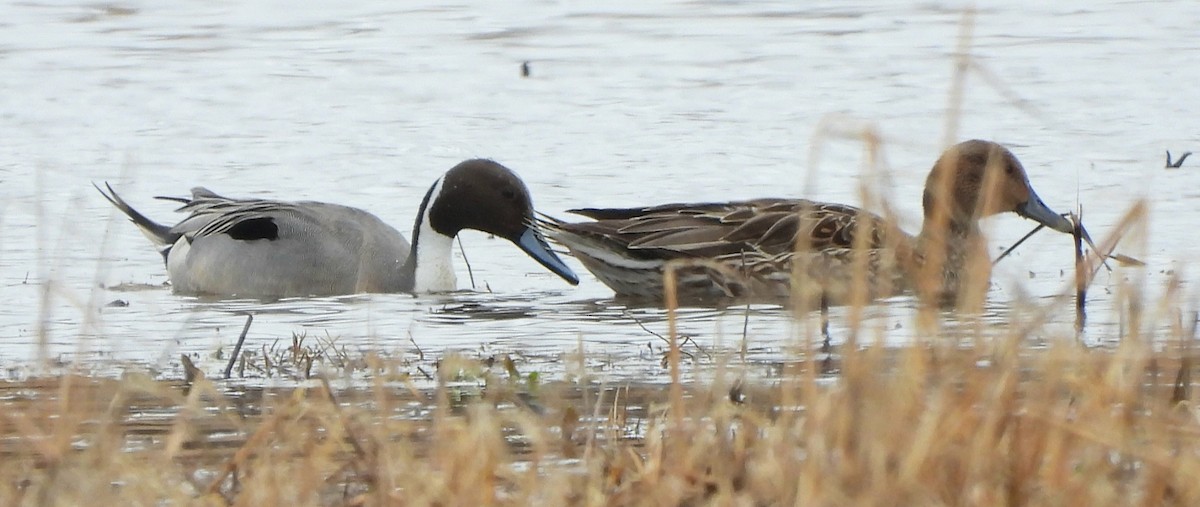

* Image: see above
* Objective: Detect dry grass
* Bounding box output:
[4,310,1200,506]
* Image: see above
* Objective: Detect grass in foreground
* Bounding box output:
[3,321,1200,506]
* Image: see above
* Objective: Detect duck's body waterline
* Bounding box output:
[98,159,579,298]
[544,140,1074,306]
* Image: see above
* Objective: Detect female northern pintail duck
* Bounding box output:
[542,140,1074,305]
[98,159,579,298]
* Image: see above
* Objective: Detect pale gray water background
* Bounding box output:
[2,0,1198,381]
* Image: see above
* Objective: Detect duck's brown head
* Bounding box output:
[922,139,1072,233]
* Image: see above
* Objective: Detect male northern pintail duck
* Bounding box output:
[98,159,580,298]
[541,140,1074,306]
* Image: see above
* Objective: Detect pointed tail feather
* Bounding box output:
[94,182,180,256]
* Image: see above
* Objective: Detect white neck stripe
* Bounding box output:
[412,178,457,292]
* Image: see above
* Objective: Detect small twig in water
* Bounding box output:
[180,354,202,394]
[409,333,424,361]
[740,302,750,363]
[819,292,832,353]
[994,224,1046,266]
[623,309,708,360]
[1166,150,1192,169]
[457,236,476,290]
[995,214,1131,272]
[1072,213,1087,333]
[224,313,254,380]
[624,310,667,342]
[677,335,711,360]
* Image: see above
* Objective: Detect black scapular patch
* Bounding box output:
[226,217,279,241]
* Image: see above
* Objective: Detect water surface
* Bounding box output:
[2,0,1198,380]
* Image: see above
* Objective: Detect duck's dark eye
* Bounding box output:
[501,188,516,200]
[1004,165,1015,175]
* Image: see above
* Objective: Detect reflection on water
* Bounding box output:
[1,0,1197,379]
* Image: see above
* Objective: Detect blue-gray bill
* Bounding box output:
[516,228,580,285]
[1018,188,1073,233]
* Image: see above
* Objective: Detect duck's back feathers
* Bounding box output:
[563,199,899,260]
[166,200,411,296]
[100,184,412,297]
[545,198,913,302]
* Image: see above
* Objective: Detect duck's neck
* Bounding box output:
[399,178,458,293]
[913,217,990,305]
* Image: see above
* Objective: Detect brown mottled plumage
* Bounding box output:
[543,140,1074,306]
